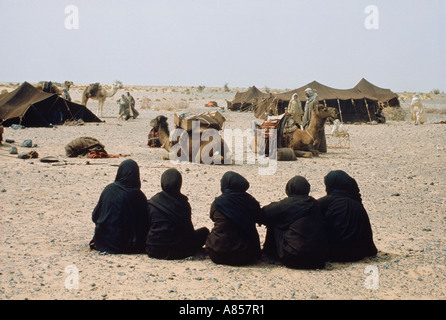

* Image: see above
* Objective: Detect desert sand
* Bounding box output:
[0,83,445,301]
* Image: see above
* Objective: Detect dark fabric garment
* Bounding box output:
[324,170,362,203]
[146,169,209,259]
[259,176,328,269]
[318,170,377,262]
[90,159,149,254]
[206,171,261,266]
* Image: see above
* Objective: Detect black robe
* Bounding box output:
[318,170,378,262]
[90,159,149,254]
[205,171,261,266]
[259,176,328,269]
[146,169,209,259]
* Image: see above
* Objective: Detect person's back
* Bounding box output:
[205,171,261,266]
[259,176,328,269]
[146,169,209,259]
[90,159,149,254]
[318,170,377,262]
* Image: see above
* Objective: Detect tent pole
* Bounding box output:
[364,98,372,123]
[62,98,76,120]
[337,99,343,123]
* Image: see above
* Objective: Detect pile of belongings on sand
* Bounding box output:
[65,137,129,159]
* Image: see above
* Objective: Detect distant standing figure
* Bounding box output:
[317,170,378,262]
[302,88,327,152]
[259,176,328,269]
[117,94,131,120]
[205,171,261,266]
[90,159,149,254]
[62,87,71,101]
[410,94,426,125]
[287,93,303,128]
[125,91,139,119]
[146,169,209,259]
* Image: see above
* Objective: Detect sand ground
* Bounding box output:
[0,84,445,300]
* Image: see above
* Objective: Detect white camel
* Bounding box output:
[81,81,122,117]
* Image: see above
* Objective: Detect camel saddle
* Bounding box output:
[87,83,100,97]
[42,81,53,93]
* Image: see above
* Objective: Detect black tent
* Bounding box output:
[0,82,102,127]
[229,79,401,123]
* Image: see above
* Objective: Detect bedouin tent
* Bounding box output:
[0,82,102,127]
[229,79,401,123]
[226,86,272,112]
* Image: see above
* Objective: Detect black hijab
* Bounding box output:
[149,169,193,231]
[324,170,362,203]
[213,171,260,243]
[91,159,149,253]
[320,170,377,261]
[260,176,317,228]
[286,176,311,197]
[114,158,142,189]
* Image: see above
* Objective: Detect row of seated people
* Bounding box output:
[89,160,377,269]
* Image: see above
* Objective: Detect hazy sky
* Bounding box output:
[0,0,445,92]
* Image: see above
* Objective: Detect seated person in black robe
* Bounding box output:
[146,168,209,260]
[205,171,261,266]
[318,170,378,262]
[90,159,149,254]
[259,176,328,269]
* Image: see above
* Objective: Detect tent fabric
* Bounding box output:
[226,86,272,112]
[229,79,400,123]
[0,82,101,127]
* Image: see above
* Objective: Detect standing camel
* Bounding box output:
[149,115,232,164]
[82,81,122,117]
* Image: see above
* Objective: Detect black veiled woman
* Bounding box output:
[90,159,149,254]
[259,176,328,269]
[318,170,378,262]
[146,168,209,260]
[205,171,261,266]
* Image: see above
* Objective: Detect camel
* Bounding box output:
[150,115,232,164]
[82,81,122,117]
[35,81,73,95]
[250,105,337,158]
[288,104,338,157]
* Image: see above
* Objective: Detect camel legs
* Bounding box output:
[97,100,104,118]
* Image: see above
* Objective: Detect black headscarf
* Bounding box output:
[114,158,142,189]
[91,159,149,254]
[324,170,362,203]
[260,176,317,228]
[149,169,193,231]
[286,176,311,197]
[213,171,260,244]
[319,170,377,261]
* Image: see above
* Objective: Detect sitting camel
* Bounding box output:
[150,115,231,164]
[287,104,338,158]
[36,81,73,95]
